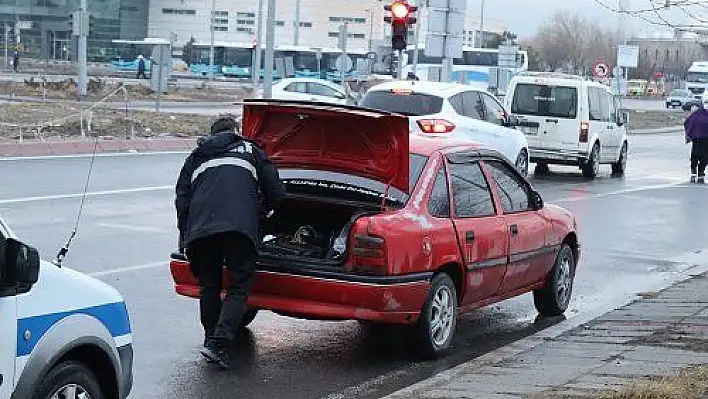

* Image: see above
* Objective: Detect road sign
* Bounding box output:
[498,44,518,68]
[593,60,610,78]
[424,0,466,59]
[16,21,31,30]
[617,45,639,68]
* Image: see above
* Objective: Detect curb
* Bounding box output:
[0,138,197,157]
[380,259,708,399]
[628,125,683,135]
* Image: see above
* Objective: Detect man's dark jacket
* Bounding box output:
[175,130,284,249]
[685,107,708,141]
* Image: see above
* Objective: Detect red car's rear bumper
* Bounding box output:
[169,256,432,325]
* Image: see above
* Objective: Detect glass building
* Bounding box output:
[0,0,148,62]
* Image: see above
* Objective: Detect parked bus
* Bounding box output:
[401,46,529,84]
[186,41,255,77]
[109,38,169,72]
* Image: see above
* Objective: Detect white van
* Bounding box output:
[1,215,133,399]
[505,72,629,179]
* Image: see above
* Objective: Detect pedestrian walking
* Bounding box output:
[12,50,19,72]
[175,115,284,369]
[684,92,708,183]
[136,55,147,79]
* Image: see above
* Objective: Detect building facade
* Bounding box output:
[628,35,708,79]
[149,0,506,53]
[0,0,148,61]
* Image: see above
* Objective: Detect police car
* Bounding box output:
[0,215,133,399]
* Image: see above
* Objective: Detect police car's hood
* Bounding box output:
[239,100,411,193]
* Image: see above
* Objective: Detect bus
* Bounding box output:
[401,46,529,84]
[186,41,255,78]
[109,38,170,72]
[186,43,368,82]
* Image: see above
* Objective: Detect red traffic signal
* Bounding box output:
[384,1,417,24]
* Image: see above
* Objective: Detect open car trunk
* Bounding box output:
[258,195,379,266]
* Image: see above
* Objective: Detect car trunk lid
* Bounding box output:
[240,100,411,193]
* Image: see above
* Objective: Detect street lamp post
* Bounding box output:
[208,0,216,80]
[479,0,485,48]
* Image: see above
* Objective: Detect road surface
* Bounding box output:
[1,130,704,399]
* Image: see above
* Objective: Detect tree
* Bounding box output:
[531,12,623,75]
[182,36,196,66]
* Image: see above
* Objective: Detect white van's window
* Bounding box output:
[607,92,617,123]
[511,83,577,119]
[589,87,604,121]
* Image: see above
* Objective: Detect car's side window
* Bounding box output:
[308,83,341,98]
[598,90,610,122]
[0,231,6,285]
[588,87,603,121]
[284,83,305,93]
[448,93,465,116]
[448,161,496,218]
[461,91,484,120]
[428,167,451,218]
[481,93,505,126]
[607,93,617,124]
[484,160,532,213]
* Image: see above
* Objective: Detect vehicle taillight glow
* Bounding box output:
[579,121,589,143]
[417,119,455,133]
[391,88,413,95]
[352,234,387,274]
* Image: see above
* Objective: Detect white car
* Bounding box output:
[271,77,348,105]
[359,80,530,176]
[1,215,133,399]
[505,72,628,179]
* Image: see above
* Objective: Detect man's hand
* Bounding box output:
[686,136,692,144]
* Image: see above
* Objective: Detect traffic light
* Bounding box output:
[384,1,417,51]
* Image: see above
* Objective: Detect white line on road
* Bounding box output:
[0,185,173,205]
[552,181,689,203]
[88,261,167,278]
[0,150,190,162]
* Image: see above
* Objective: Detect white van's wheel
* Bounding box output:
[611,142,628,176]
[582,144,600,179]
[36,361,103,399]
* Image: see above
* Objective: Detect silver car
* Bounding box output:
[666,89,694,109]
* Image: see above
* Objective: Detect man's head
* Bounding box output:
[210,114,241,136]
[702,92,708,110]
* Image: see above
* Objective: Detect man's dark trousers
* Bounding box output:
[186,231,255,343]
[691,138,708,177]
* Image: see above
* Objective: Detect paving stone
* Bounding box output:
[626,346,708,363]
[593,360,683,378]
[567,374,630,391]
[557,335,636,344]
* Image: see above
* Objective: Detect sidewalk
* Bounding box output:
[385,272,708,399]
[0,137,197,157]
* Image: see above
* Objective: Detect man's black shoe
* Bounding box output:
[200,339,232,370]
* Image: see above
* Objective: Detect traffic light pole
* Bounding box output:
[253,0,263,96]
[262,0,276,99]
[77,0,87,99]
[397,50,403,79]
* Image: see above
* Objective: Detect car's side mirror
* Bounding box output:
[617,111,628,126]
[505,114,519,127]
[531,190,544,210]
[2,238,40,286]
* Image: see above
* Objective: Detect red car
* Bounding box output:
[170,100,580,359]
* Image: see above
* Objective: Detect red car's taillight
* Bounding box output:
[579,121,589,143]
[417,119,456,134]
[352,234,387,275]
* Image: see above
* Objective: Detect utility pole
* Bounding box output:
[294,0,301,46]
[479,0,485,48]
[77,0,88,99]
[4,24,8,68]
[263,0,276,99]
[441,0,453,81]
[253,0,264,96]
[412,0,423,75]
[339,22,349,81]
[208,0,216,80]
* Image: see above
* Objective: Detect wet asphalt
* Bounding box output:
[1,131,706,399]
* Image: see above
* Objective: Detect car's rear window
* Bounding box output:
[511,83,578,119]
[360,90,443,116]
[670,90,688,96]
[410,154,428,191]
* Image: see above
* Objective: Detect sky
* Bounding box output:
[469,0,708,39]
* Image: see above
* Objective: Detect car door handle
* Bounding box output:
[607,125,614,130]
[510,224,518,236]
[545,118,558,123]
[466,231,475,242]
